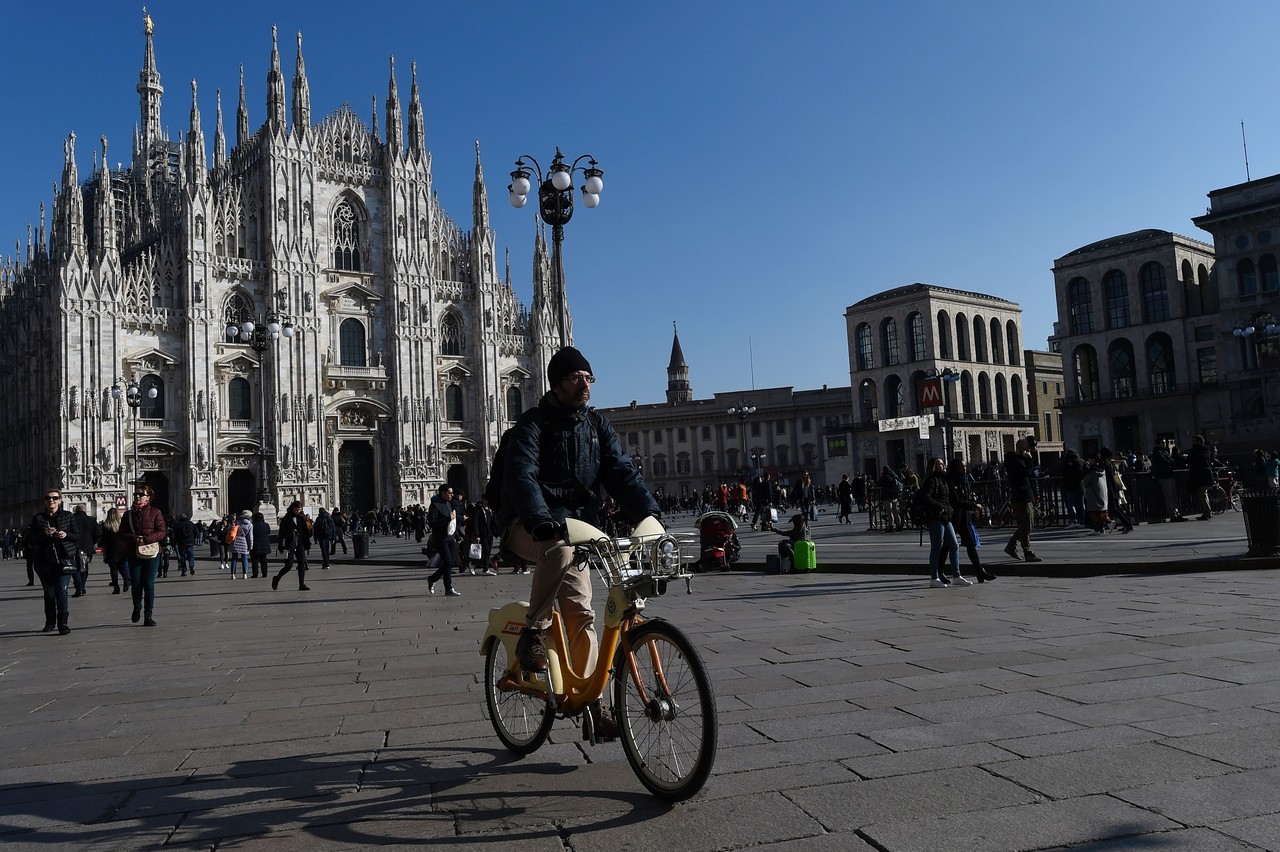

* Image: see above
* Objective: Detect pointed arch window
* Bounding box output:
[332,200,362,271]
[990,318,1004,364]
[955,314,970,360]
[1068,277,1094,334]
[140,375,165,419]
[884,374,905,418]
[1011,375,1026,416]
[978,372,992,415]
[340,318,367,366]
[229,377,252,420]
[505,386,522,421]
[441,312,463,356]
[446,384,464,422]
[995,373,1008,414]
[1006,320,1020,365]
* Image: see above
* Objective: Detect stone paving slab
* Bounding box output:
[4,549,1280,849]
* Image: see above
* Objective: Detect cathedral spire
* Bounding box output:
[472,140,490,233]
[57,132,84,257]
[95,136,117,260]
[213,88,226,167]
[266,25,286,131]
[291,31,310,134]
[236,64,249,148]
[666,321,693,403]
[136,8,164,155]
[407,61,425,158]
[385,57,403,155]
[370,95,380,145]
[505,247,511,287]
[186,80,207,188]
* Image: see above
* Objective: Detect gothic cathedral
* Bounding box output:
[0,17,570,522]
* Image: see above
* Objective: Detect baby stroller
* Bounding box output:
[696,511,741,571]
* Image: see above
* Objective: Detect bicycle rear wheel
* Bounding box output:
[1208,486,1228,515]
[484,639,554,755]
[613,619,717,801]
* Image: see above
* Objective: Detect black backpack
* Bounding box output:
[906,488,930,526]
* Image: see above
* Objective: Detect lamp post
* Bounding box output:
[508,148,605,349]
[112,378,157,487]
[750,446,767,476]
[929,367,962,461]
[1233,319,1279,416]
[727,401,756,476]
[226,313,294,508]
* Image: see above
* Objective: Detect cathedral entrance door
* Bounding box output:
[227,470,257,517]
[142,472,172,517]
[447,465,470,502]
[339,442,376,515]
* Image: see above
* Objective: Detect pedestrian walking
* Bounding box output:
[314,507,336,569]
[1100,448,1136,533]
[172,513,197,575]
[836,474,854,524]
[71,504,97,598]
[1151,441,1187,523]
[426,484,460,595]
[946,459,995,582]
[122,484,166,627]
[100,508,131,594]
[921,458,969,587]
[30,489,79,634]
[1187,435,1214,520]
[250,512,271,578]
[228,510,253,579]
[1002,437,1043,563]
[272,502,312,591]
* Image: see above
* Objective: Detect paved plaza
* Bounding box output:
[3,513,1280,850]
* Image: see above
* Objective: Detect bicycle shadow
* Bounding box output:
[0,744,678,847]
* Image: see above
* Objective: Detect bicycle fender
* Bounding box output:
[480,601,529,657]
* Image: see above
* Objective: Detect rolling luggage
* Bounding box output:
[793,540,817,572]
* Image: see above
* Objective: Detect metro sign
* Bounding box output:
[918,377,943,408]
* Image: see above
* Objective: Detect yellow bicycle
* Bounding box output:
[480,517,717,801]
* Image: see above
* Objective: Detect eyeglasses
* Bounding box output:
[563,374,595,385]
[45,495,61,501]
[133,493,149,499]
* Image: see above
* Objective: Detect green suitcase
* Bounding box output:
[793,540,817,572]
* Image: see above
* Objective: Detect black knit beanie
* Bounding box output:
[547,346,593,385]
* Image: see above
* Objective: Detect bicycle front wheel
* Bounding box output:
[1208,486,1228,515]
[484,639,554,755]
[612,619,717,801]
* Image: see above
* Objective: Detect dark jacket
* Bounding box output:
[251,519,272,554]
[72,509,98,555]
[427,495,455,539]
[100,525,132,566]
[919,474,952,523]
[172,517,197,547]
[876,471,901,499]
[500,393,658,536]
[1004,451,1036,502]
[280,512,312,552]
[1057,451,1086,489]
[1187,443,1214,487]
[29,509,79,569]
[314,510,336,541]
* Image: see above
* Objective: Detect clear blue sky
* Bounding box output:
[3,1,1278,408]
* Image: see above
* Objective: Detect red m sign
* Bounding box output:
[918,377,943,408]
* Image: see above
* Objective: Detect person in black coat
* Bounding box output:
[1002,438,1042,563]
[272,502,313,591]
[30,489,79,634]
[1187,435,1215,520]
[945,459,995,582]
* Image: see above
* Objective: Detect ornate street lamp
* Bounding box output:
[508,148,605,348]
[750,446,767,476]
[928,366,962,461]
[226,314,294,507]
[1234,318,1280,415]
[112,378,157,487]
[727,401,756,475]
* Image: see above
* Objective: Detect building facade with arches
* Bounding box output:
[0,22,566,522]
[844,284,1037,475]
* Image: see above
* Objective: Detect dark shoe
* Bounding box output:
[122,583,130,592]
[587,699,620,741]
[72,590,85,598]
[131,607,141,624]
[144,618,156,627]
[42,622,55,632]
[1023,551,1043,564]
[1121,525,1135,534]
[1172,516,1188,522]
[516,627,549,673]
[298,584,311,591]
[1004,543,1020,560]
[977,569,996,583]
[58,625,71,635]
[271,574,280,591]
[447,589,462,596]
[111,586,121,595]
[1198,514,1211,521]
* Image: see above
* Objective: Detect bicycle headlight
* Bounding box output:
[652,534,680,576]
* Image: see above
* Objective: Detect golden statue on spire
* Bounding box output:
[143,7,153,35]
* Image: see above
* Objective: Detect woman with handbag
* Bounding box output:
[123,484,167,626]
[29,488,80,634]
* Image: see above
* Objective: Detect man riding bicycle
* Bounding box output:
[499,346,660,739]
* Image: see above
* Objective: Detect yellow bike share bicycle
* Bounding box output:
[480,516,718,801]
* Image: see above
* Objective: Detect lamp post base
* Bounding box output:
[256,488,276,519]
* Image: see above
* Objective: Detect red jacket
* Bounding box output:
[124,504,167,546]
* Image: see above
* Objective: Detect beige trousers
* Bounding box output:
[505,522,599,678]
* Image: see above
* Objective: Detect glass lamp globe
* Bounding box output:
[551,169,572,191]
[241,320,255,335]
[584,174,603,195]
[511,176,530,196]
[509,193,527,208]
[583,192,600,209]
[282,324,295,338]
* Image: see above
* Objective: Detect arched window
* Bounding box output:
[1108,339,1135,398]
[505,386,522,421]
[440,312,463,356]
[1140,262,1170,323]
[909,370,927,415]
[884,375,904,418]
[1073,345,1099,401]
[936,310,952,358]
[995,373,1008,415]
[978,372,992,415]
[855,323,874,370]
[140,374,164,419]
[228,377,252,420]
[858,379,878,422]
[881,318,900,366]
[339,318,367,366]
[1238,258,1257,296]
[990,318,1004,364]
[1005,320,1020,365]
[332,200,362,271]
[1181,259,1193,284]
[1146,333,1176,393]
[445,384,464,421]
[223,293,253,343]
[955,313,970,360]
[960,370,974,414]
[906,312,926,362]
[1261,255,1279,293]
[1011,374,1026,416]
[973,316,988,362]
[1068,277,1094,334]
[1104,269,1130,329]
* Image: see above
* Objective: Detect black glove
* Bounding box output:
[528,520,560,542]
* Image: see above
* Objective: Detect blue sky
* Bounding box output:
[3,1,1279,407]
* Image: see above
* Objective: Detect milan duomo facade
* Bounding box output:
[0,19,569,523]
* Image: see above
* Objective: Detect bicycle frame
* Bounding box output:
[480,517,690,718]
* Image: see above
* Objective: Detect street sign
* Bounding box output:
[918,377,943,408]
[115,494,127,509]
